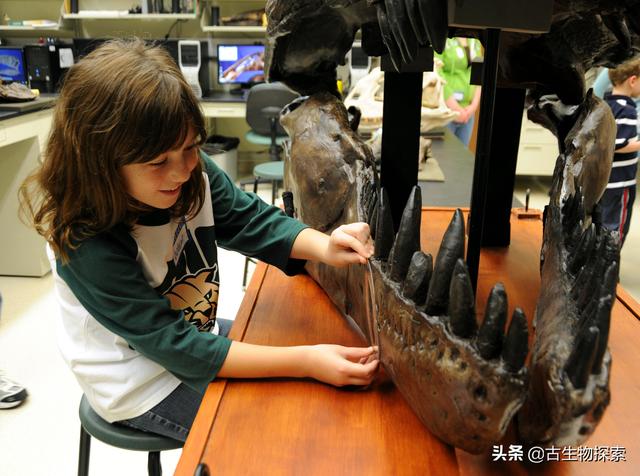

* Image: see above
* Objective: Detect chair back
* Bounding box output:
[245,82,299,136]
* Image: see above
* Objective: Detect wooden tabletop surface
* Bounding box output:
[176,207,640,475]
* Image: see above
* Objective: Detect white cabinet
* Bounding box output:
[516,112,560,176]
[0,109,53,276]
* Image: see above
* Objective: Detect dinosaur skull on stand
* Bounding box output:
[268,0,636,454]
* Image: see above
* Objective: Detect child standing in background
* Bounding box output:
[19,39,378,442]
[601,58,640,246]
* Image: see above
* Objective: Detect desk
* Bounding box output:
[0,107,54,276]
[176,208,640,475]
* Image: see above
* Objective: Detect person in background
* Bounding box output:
[593,67,640,127]
[600,58,640,246]
[19,39,378,443]
[434,37,483,147]
[0,292,29,409]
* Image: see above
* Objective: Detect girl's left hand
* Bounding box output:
[324,222,374,267]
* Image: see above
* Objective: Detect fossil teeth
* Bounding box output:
[383,0,416,63]
[565,325,600,389]
[447,259,477,338]
[282,191,295,218]
[416,0,448,53]
[374,187,395,260]
[602,13,631,50]
[476,283,508,360]
[425,209,465,315]
[562,188,583,235]
[591,296,612,375]
[369,200,379,241]
[402,251,433,306]
[366,184,378,226]
[590,261,617,373]
[569,223,596,275]
[376,4,403,70]
[502,308,529,373]
[625,4,640,36]
[402,0,428,45]
[389,186,422,282]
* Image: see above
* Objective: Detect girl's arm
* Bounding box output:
[289,223,374,267]
[218,341,379,386]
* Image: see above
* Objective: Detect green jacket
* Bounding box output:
[435,38,483,107]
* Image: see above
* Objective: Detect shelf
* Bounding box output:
[0,24,68,32]
[62,13,198,20]
[202,25,265,33]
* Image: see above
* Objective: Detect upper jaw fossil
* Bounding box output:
[273,0,626,454]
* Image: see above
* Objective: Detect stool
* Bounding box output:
[252,161,285,204]
[78,395,183,476]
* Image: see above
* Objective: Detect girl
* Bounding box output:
[20,39,378,442]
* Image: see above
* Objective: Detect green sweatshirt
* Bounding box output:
[51,152,308,422]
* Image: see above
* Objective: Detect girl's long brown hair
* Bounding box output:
[20,38,207,261]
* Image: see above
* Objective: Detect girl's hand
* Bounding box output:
[304,344,379,387]
[324,222,374,267]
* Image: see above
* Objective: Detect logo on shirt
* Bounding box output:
[165,266,219,331]
[156,222,220,332]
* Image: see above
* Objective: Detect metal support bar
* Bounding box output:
[466,28,501,293]
[481,87,526,247]
[380,72,423,230]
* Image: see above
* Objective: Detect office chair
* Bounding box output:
[242,82,299,288]
[244,82,299,204]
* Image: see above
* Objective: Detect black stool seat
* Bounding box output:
[78,395,183,476]
[79,396,182,451]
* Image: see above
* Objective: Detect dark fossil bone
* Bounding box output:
[282,93,529,454]
[270,0,627,454]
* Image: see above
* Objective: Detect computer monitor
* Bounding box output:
[0,47,27,84]
[217,43,265,88]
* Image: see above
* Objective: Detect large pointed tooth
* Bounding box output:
[562,190,580,233]
[369,200,379,241]
[589,261,617,372]
[402,251,432,306]
[475,283,507,360]
[389,186,422,282]
[565,326,599,389]
[376,5,403,70]
[425,209,465,315]
[591,296,613,374]
[366,187,378,225]
[282,191,294,218]
[403,0,428,45]
[374,188,395,260]
[384,0,416,64]
[569,223,596,275]
[447,259,477,338]
[417,0,448,53]
[501,308,528,372]
[626,4,640,36]
[602,13,631,50]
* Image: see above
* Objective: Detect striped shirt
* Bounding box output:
[604,94,638,189]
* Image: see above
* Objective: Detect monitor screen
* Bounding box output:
[217,44,265,85]
[0,47,27,84]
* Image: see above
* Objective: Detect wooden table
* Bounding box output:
[176,208,640,475]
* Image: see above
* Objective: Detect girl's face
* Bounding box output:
[120,128,199,210]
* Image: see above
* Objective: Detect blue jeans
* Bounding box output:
[116,317,234,442]
[447,115,475,148]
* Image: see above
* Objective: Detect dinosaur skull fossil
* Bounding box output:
[270,0,631,454]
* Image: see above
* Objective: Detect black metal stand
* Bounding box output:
[380,72,423,230]
[466,28,501,292]
[481,87,526,247]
